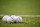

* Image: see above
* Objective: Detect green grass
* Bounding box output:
[0,0,40,15]
[0,22,40,27]
[0,17,40,27]
[0,0,40,27]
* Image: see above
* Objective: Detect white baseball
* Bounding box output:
[2,15,9,22]
[16,16,22,23]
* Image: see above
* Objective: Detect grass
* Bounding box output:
[0,0,40,27]
[0,17,40,27]
[0,22,40,27]
[0,0,40,15]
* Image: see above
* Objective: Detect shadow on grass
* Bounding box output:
[9,22,28,24]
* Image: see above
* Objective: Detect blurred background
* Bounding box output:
[0,0,40,15]
[0,0,40,27]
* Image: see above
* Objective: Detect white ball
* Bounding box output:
[11,15,17,22]
[11,15,16,18]
[2,15,9,22]
[7,17,14,23]
[16,16,22,23]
